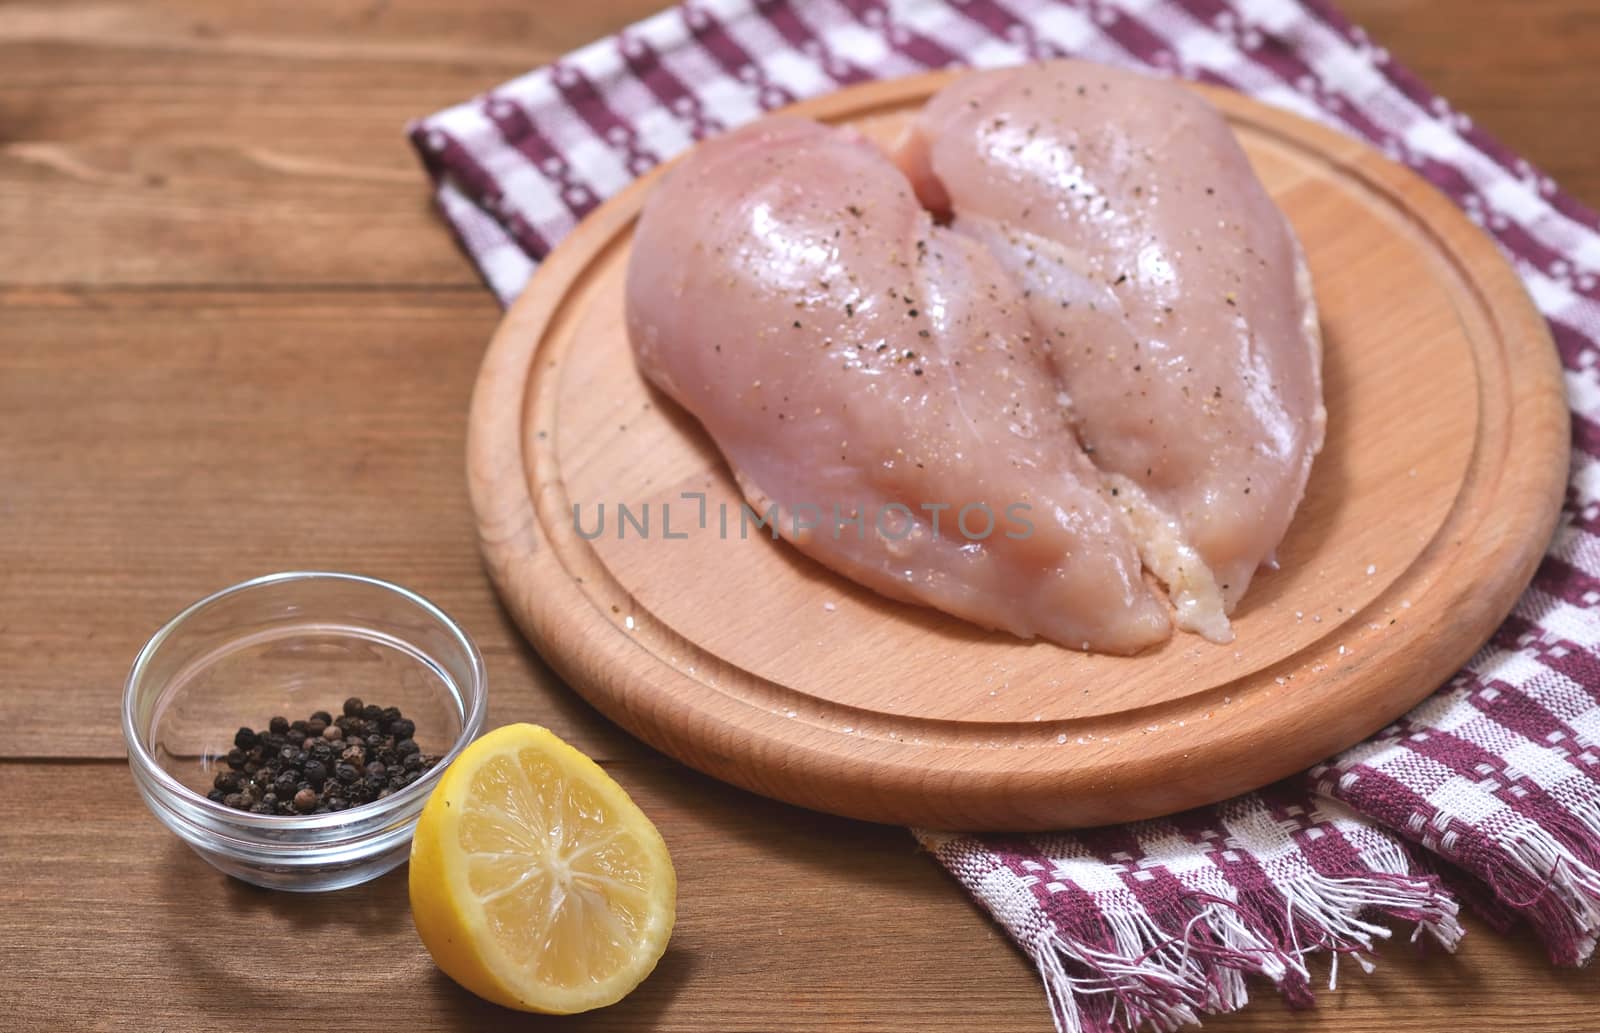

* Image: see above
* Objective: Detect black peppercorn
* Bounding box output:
[212,700,428,814]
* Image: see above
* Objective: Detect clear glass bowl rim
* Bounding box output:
[121,570,488,836]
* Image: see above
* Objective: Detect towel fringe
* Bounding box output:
[1478,798,1600,965]
[1025,867,1460,1033]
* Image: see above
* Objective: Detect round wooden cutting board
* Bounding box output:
[468,73,1568,831]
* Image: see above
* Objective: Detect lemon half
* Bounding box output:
[409,723,676,1013]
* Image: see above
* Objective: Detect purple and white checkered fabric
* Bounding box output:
[411,1,1600,1029]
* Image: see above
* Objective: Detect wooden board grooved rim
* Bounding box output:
[468,72,1568,829]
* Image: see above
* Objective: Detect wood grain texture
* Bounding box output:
[1,762,1596,1033]
[1341,0,1600,204]
[2,1,1598,1029]
[470,74,1568,829]
[0,0,667,287]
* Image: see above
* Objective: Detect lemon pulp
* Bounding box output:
[409,724,676,1013]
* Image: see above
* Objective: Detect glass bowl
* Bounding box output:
[122,572,487,891]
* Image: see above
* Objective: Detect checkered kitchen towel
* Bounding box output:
[411,2,1600,1029]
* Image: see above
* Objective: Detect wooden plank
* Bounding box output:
[0,761,1050,1031]
[1340,0,1600,203]
[0,288,640,760]
[0,760,1593,1032]
[1,1,1595,289]
[0,0,674,287]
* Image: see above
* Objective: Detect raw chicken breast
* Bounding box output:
[626,116,1170,653]
[896,62,1325,641]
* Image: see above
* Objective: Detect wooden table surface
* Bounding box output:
[2,2,1596,1029]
